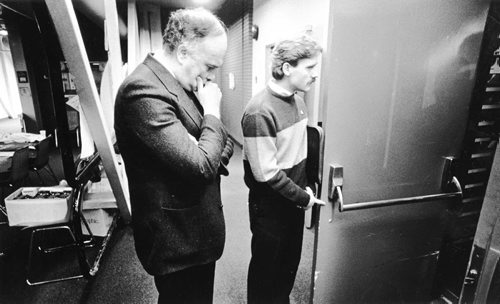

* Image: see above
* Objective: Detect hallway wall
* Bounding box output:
[218,2,253,145]
[219,0,332,143]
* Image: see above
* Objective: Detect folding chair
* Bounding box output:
[23,153,112,286]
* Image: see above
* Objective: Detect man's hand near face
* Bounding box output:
[194,76,222,119]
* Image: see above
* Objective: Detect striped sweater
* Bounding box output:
[241,86,310,207]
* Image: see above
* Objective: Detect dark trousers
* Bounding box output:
[247,201,305,304]
[154,262,216,304]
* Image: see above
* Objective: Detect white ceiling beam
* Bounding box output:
[104,0,123,99]
[127,0,140,74]
[45,0,131,222]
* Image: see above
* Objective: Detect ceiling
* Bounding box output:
[0,0,247,38]
[73,0,241,37]
[136,0,228,11]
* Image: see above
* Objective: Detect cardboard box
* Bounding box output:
[83,191,117,209]
[81,208,114,237]
[79,179,117,237]
[83,178,117,210]
[5,187,72,227]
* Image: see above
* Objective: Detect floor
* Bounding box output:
[0,145,315,304]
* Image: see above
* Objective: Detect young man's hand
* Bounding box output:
[304,187,326,210]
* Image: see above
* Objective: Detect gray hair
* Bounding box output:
[163,7,227,53]
[271,36,322,80]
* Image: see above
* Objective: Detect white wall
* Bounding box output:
[219,12,253,144]
[252,0,330,124]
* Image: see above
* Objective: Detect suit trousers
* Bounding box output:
[154,262,216,304]
[247,200,305,304]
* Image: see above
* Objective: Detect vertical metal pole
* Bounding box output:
[31,3,76,186]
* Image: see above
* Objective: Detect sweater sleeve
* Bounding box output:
[242,112,310,207]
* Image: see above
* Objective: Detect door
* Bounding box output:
[313,1,490,303]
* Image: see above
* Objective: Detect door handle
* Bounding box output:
[306,125,324,229]
[327,164,344,222]
[340,176,462,212]
[327,157,463,214]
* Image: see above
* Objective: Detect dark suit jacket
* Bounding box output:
[114,54,233,275]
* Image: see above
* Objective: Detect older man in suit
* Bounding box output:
[114,7,233,304]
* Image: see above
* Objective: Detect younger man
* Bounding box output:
[242,36,325,303]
